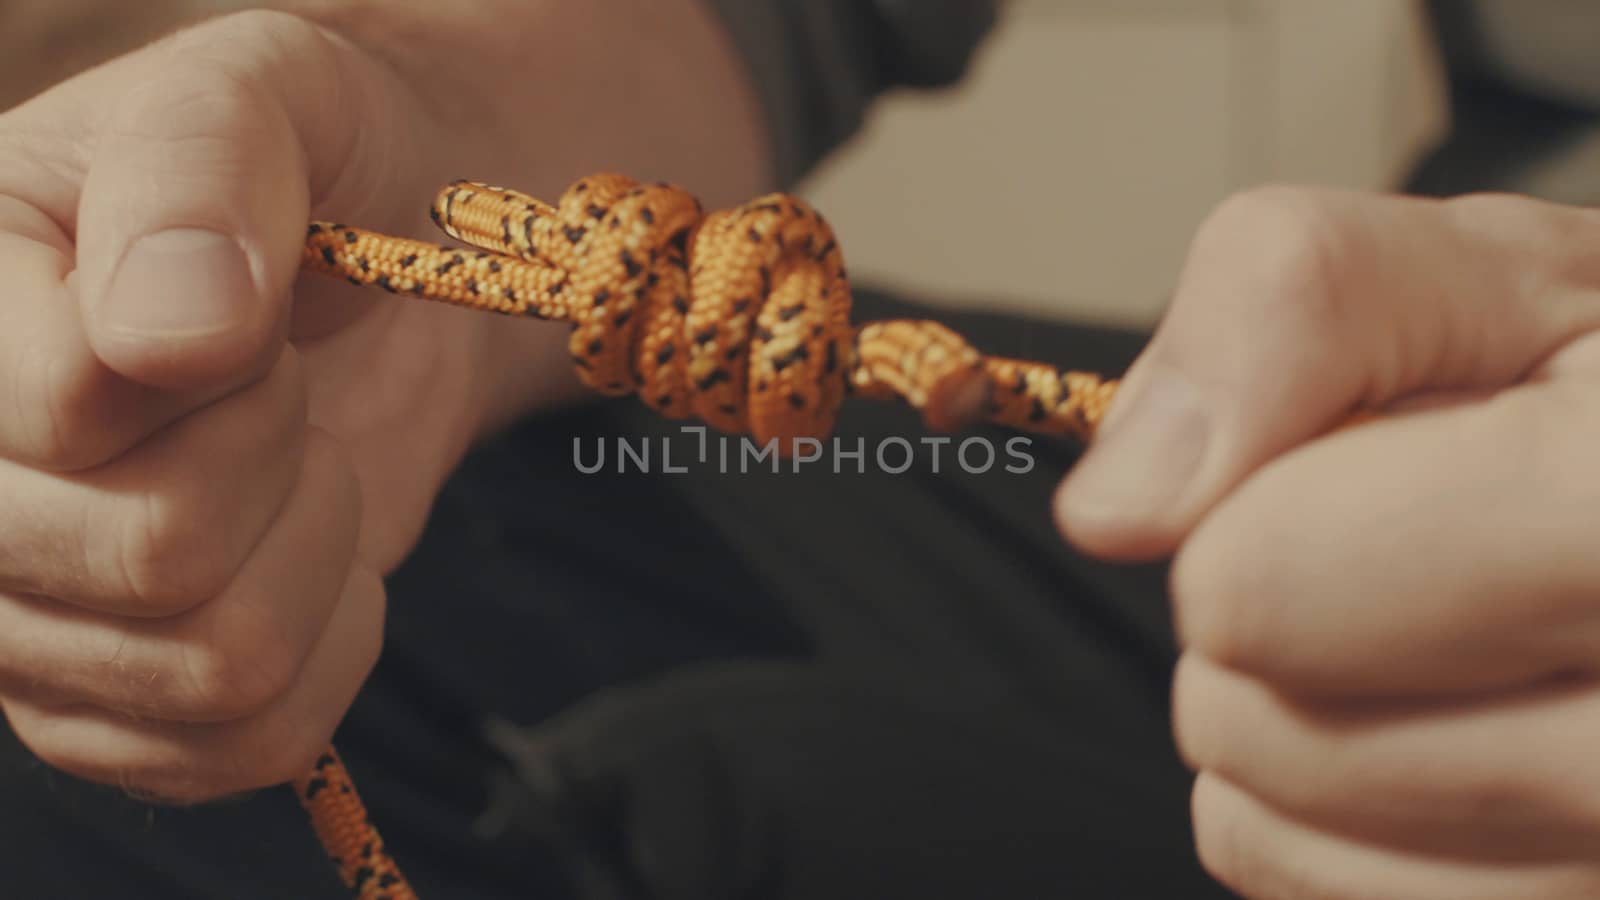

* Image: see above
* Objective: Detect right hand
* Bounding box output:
[1057,187,1600,898]
[0,9,524,804]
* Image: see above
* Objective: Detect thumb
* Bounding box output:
[1056,187,1600,560]
[73,12,372,390]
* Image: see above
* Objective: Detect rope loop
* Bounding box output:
[294,171,1129,900]
[434,174,854,445]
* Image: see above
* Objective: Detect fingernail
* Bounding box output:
[100,229,254,338]
[1060,370,1211,528]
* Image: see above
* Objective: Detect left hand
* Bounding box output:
[1056,186,1600,898]
[0,0,769,804]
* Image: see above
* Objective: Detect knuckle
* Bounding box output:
[261,355,312,460]
[3,702,64,765]
[113,488,233,616]
[30,358,90,469]
[1168,539,1215,646]
[141,11,332,137]
[157,8,327,79]
[1170,529,1275,671]
[113,62,256,149]
[345,576,386,680]
[1443,191,1575,251]
[1401,751,1595,839]
[2,701,275,805]
[13,348,122,471]
[179,8,330,58]
[234,573,383,787]
[93,355,308,617]
[177,615,300,720]
[0,703,190,801]
[1191,185,1354,319]
[155,741,304,804]
[305,427,363,535]
[1578,766,1600,837]
[1442,190,1541,224]
[122,770,240,808]
[1192,781,1333,900]
[6,341,68,468]
[1448,769,1548,828]
[1191,785,1255,896]
[110,14,329,158]
[142,9,381,208]
[1447,192,1600,305]
[1168,656,1214,772]
[0,127,88,197]
[135,756,279,806]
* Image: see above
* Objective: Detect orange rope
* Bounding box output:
[292,748,415,900]
[294,173,1122,897]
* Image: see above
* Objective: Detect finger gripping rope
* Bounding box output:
[295,173,1124,898]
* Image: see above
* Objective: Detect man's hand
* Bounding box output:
[0,0,768,805]
[1057,187,1600,897]
[0,8,504,804]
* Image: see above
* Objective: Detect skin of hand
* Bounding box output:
[0,0,767,804]
[1056,186,1600,898]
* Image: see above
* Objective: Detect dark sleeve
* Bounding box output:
[1410,1,1600,202]
[707,0,999,186]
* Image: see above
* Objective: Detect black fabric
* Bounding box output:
[1406,73,1596,199]
[707,0,997,184]
[1410,1,1600,198]
[0,289,1229,899]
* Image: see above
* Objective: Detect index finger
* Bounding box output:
[1057,188,1600,561]
[0,198,203,470]
[1171,371,1600,697]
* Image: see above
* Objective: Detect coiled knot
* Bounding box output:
[433,174,855,446]
[293,171,1125,900]
[303,173,1113,446]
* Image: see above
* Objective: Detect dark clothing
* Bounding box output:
[1415,1,1600,203]
[709,0,997,184]
[8,3,1598,898]
[2,291,1224,899]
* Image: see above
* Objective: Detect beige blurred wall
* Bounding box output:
[3,0,1447,331]
[801,0,1448,328]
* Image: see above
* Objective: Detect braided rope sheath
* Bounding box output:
[293,174,1122,897]
[293,749,415,900]
[305,175,1118,445]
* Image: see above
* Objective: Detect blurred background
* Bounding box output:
[802,0,1445,328]
[1,0,1446,329]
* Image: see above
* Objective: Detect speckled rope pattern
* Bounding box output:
[294,173,1122,898]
